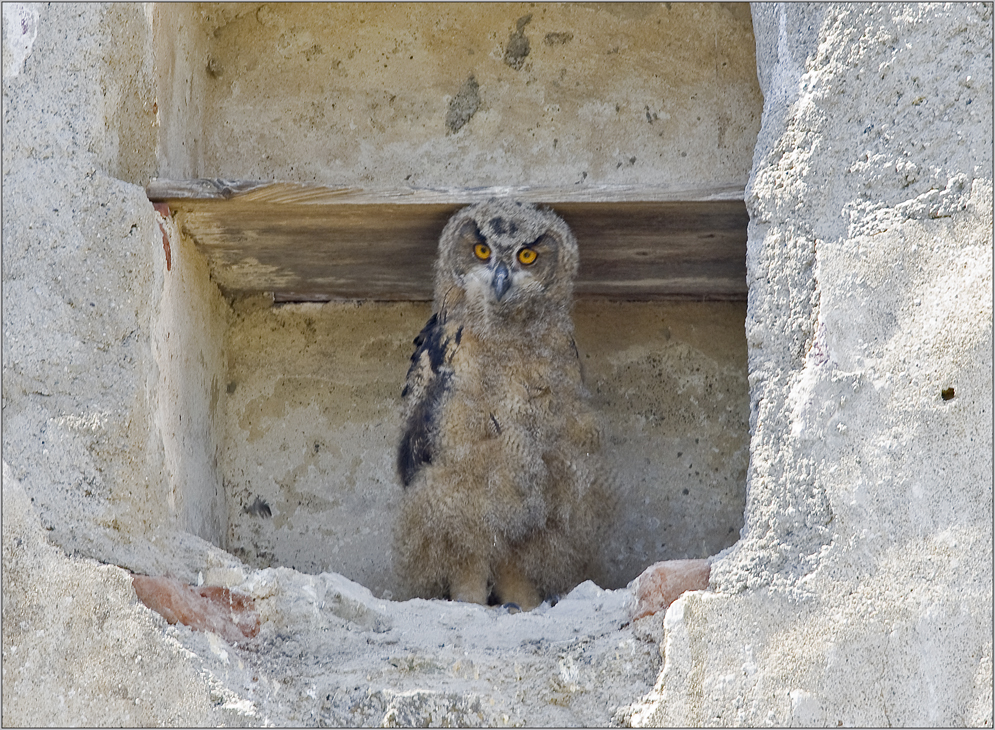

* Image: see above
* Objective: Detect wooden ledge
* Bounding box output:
[147,180,749,302]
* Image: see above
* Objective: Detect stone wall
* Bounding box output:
[629,3,993,725]
[3,3,173,570]
[218,297,749,597]
[160,3,761,190]
[2,2,991,727]
[2,4,244,723]
[158,3,758,597]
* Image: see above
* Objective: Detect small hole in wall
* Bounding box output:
[941,387,955,401]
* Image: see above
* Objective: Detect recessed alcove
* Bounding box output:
[148,2,761,599]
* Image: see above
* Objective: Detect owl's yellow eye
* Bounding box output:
[517,247,538,265]
[474,243,491,261]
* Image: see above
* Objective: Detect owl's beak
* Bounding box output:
[491,262,511,301]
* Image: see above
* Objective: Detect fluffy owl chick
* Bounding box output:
[395,199,614,610]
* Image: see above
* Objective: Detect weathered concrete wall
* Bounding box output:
[1,465,250,726]
[164,2,760,595]
[185,2,761,191]
[152,210,230,545]
[629,3,993,725]
[152,4,210,181]
[2,3,756,725]
[2,5,248,722]
[2,2,172,567]
[221,299,748,596]
[3,2,990,727]
[2,2,234,575]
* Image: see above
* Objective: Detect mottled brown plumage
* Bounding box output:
[395,200,614,610]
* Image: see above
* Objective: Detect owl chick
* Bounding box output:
[394,199,614,610]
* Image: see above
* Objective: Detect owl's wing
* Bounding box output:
[397,312,462,487]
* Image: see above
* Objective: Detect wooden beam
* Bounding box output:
[148,180,748,301]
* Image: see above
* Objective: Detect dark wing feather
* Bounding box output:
[397,313,459,487]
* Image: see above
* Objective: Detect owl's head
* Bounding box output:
[434,200,579,326]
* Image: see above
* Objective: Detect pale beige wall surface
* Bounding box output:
[221,298,748,596]
[3,2,762,725]
[6,2,989,727]
[2,4,252,725]
[2,2,173,567]
[153,3,211,180]
[168,2,761,192]
[632,4,993,726]
[178,2,760,594]
[152,213,231,545]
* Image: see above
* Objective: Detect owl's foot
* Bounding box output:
[501,602,522,614]
[494,559,542,611]
[450,563,489,605]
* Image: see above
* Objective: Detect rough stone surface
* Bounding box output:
[2,2,991,727]
[2,2,173,570]
[628,4,993,726]
[1,466,254,727]
[629,559,711,620]
[164,3,762,190]
[151,209,231,546]
[220,298,748,597]
[3,462,662,727]
[2,2,236,581]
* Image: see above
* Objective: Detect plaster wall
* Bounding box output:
[4,3,759,723]
[151,210,230,545]
[3,2,990,728]
[173,2,761,190]
[153,2,760,595]
[2,1,233,561]
[629,3,993,725]
[2,5,250,721]
[221,299,748,596]
[152,3,211,180]
[2,2,759,589]
[2,2,177,570]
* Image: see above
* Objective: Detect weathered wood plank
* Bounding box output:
[149,181,748,301]
[147,179,747,205]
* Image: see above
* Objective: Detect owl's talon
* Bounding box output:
[502,602,522,614]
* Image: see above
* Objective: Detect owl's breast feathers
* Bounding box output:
[397,312,463,487]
